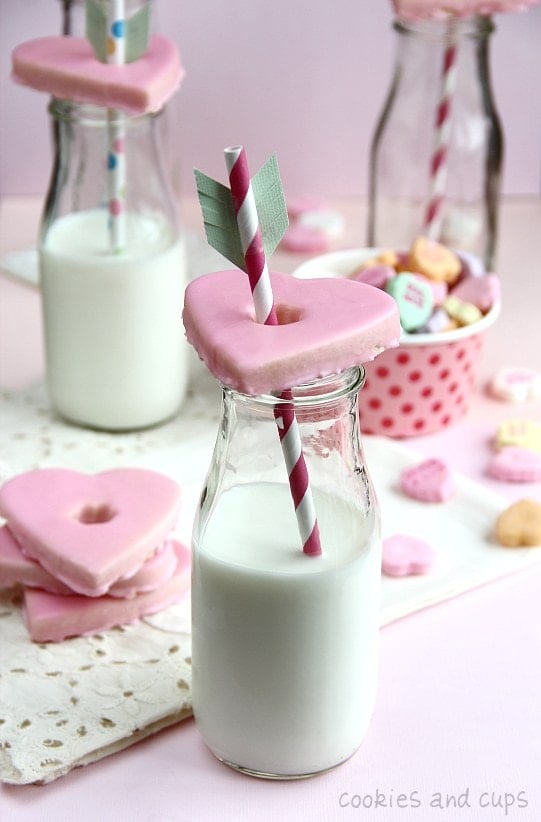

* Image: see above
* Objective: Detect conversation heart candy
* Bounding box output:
[352,264,395,290]
[386,272,434,332]
[487,447,541,483]
[0,468,182,596]
[450,273,500,313]
[400,458,455,502]
[443,295,482,326]
[489,366,541,403]
[495,499,541,548]
[407,237,461,284]
[382,534,435,576]
[494,419,541,453]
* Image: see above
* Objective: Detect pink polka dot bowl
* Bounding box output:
[293,248,500,438]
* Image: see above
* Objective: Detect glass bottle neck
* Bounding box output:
[393,15,495,43]
[223,367,366,414]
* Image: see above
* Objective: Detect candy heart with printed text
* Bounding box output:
[400,458,455,503]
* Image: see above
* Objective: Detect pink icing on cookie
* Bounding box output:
[382,534,435,576]
[400,458,455,502]
[11,35,184,114]
[0,468,181,596]
[392,0,539,19]
[182,270,401,394]
[0,524,178,598]
[23,541,191,643]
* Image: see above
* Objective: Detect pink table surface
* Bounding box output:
[1,196,540,822]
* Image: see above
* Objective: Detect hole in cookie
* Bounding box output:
[76,504,116,525]
[275,303,303,325]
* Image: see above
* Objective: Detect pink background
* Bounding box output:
[1,0,540,201]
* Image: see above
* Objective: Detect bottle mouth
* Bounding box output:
[47,98,160,126]
[393,15,494,41]
[224,366,366,409]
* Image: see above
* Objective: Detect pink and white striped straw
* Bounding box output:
[224,145,322,557]
[423,34,459,240]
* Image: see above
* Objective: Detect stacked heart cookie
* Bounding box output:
[0,468,190,642]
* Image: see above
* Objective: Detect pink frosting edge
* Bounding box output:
[392,0,540,19]
[183,270,401,394]
[11,35,184,113]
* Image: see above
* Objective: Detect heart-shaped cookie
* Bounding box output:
[495,499,541,547]
[0,468,181,596]
[12,35,183,113]
[23,541,191,643]
[183,270,401,394]
[0,524,178,598]
[400,458,455,503]
[487,447,541,483]
[382,534,435,576]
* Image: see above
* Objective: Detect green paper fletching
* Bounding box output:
[252,154,289,260]
[85,0,107,62]
[85,0,151,64]
[194,155,289,271]
[125,6,151,62]
[194,169,246,271]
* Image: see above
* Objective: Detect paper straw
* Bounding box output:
[106,0,127,253]
[423,28,459,240]
[224,145,322,557]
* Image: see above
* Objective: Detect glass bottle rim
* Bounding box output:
[223,366,366,410]
[47,98,161,126]
[393,15,494,41]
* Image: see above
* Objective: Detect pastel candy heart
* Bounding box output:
[494,419,541,453]
[382,534,435,576]
[0,468,181,596]
[352,264,395,290]
[489,366,541,403]
[400,458,455,502]
[413,274,448,307]
[450,274,500,313]
[487,447,541,483]
[407,237,461,284]
[23,541,191,643]
[12,35,184,114]
[0,524,178,598]
[183,270,401,394]
[495,499,541,548]
[386,272,434,332]
[443,295,482,326]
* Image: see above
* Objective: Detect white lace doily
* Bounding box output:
[0,375,221,785]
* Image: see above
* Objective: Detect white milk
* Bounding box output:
[192,481,380,777]
[40,209,188,430]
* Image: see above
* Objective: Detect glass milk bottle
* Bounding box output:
[367,16,503,270]
[191,367,381,778]
[39,99,188,430]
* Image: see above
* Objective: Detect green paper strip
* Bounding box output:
[85,0,150,64]
[194,155,289,271]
